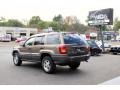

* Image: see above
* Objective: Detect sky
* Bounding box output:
[0,0,120,24]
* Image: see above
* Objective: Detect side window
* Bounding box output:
[34,36,45,45]
[46,34,60,45]
[25,38,35,46]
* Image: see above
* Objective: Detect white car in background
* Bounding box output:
[95,40,111,52]
[0,34,11,42]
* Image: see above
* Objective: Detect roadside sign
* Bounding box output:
[88,8,113,26]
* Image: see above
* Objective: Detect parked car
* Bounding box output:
[95,40,111,52]
[0,34,11,42]
[110,45,120,55]
[15,37,27,43]
[87,40,102,56]
[95,40,111,48]
[12,32,90,74]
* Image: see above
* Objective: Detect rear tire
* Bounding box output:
[13,53,22,66]
[69,62,80,70]
[42,56,56,74]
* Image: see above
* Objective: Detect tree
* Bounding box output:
[38,21,48,29]
[52,14,64,31]
[53,14,63,22]
[0,18,24,27]
[113,17,120,31]
[48,21,59,31]
[0,17,7,26]
[65,22,88,33]
[63,16,88,33]
[0,22,7,26]
[0,17,6,22]
[64,16,79,25]
[101,25,107,31]
[6,19,24,27]
[29,16,41,28]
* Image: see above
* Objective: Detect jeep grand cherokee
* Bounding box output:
[12,32,90,73]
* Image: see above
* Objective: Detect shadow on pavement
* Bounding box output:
[21,62,87,75]
[90,54,104,58]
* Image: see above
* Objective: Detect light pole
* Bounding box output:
[99,25,105,53]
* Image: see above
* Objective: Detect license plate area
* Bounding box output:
[68,47,86,56]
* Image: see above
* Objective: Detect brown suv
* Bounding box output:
[12,32,90,73]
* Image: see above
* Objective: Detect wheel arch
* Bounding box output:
[12,50,19,56]
[40,53,52,61]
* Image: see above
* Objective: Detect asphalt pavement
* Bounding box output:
[0,42,120,85]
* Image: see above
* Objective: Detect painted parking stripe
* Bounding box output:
[100,76,120,85]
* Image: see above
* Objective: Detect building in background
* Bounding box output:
[0,27,38,38]
[102,31,117,41]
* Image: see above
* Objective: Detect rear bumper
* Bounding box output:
[110,49,120,53]
[52,54,90,65]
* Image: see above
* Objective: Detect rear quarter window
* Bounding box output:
[46,34,61,45]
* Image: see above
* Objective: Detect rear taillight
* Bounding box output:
[58,44,67,54]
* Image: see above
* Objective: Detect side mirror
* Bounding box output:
[19,41,25,47]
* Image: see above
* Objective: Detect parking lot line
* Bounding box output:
[100,76,120,85]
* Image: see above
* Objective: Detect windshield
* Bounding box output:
[63,33,88,45]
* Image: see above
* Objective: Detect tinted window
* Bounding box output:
[46,34,60,45]
[87,40,98,47]
[63,33,87,45]
[34,36,44,45]
[25,38,35,46]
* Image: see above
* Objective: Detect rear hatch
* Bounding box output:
[62,33,90,56]
[66,45,89,56]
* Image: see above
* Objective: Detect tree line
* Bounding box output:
[0,15,120,33]
[0,15,88,33]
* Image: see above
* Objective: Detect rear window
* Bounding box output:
[63,33,87,45]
